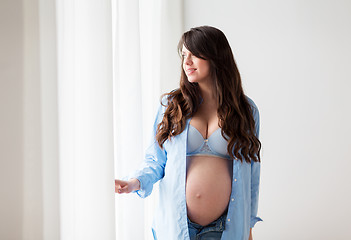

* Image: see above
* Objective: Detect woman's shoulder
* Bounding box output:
[245,95,259,113]
[159,88,180,106]
[156,89,178,114]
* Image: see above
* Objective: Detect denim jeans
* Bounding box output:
[187,212,226,240]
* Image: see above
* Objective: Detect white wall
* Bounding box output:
[184,0,351,239]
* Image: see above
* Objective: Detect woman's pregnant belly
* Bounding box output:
[186,155,233,226]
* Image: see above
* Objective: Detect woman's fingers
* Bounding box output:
[120,184,130,193]
[115,179,130,194]
[115,179,127,187]
[115,179,125,193]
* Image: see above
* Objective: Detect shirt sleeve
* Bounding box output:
[127,96,168,198]
[249,98,263,228]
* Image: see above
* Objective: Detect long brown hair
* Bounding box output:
[156,26,261,163]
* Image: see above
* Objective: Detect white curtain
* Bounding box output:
[56,0,116,239]
[10,0,182,239]
[21,0,60,239]
[11,0,116,239]
[113,0,183,239]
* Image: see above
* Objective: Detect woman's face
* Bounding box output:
[182,45,211,84]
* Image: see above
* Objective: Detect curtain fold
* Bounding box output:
[38,0,60,239]
[57,0,116,239]
[113,1,145,239]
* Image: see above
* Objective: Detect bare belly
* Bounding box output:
[186,155,233,226]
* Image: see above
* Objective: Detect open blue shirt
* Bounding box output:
[128,95,262,240]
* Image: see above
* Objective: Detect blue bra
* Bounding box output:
[186,124,231,160]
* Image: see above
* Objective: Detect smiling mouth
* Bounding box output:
[186,68,196,74]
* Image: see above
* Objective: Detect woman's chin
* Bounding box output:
[187,78,199,83]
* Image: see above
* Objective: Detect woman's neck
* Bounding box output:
[198,83,217,108]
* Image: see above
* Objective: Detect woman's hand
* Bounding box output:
[248,228,253,240]
[115,178,140,194]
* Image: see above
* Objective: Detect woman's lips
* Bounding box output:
[186,68,196,75]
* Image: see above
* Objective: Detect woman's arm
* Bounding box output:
[248,97,263,227]
[115,96,168,198]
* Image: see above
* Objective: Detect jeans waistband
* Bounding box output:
[187,211,227,232]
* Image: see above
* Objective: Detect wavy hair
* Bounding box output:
[155,26,261,163]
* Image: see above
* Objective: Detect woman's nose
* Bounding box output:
[184,56,192,65]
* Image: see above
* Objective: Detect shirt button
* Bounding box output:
[231,198,235,201]
[228,218,231,222]
[234,178,237,182]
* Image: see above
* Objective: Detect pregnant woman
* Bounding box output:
[115,25,262,240]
